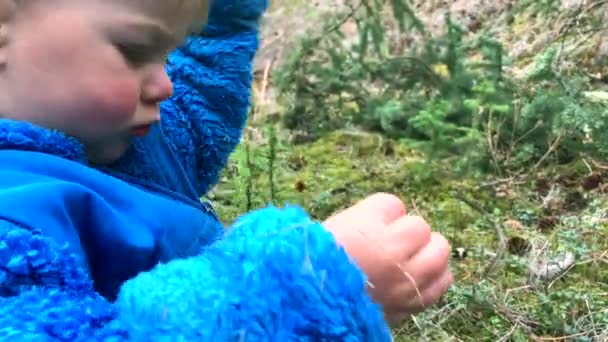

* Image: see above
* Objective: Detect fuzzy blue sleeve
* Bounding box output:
[105,0,267,200]
[0,221,122,340]
[0,206,392,341]
[158,0,267,196]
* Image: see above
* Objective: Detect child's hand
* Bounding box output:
[323,193,453,325]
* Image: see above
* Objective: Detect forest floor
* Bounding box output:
[210,1,608,341]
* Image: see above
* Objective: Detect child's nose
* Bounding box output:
[141,66,173,104]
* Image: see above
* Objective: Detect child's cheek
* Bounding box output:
[82,76,140,126]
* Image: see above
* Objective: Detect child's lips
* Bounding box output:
[132,124,151,137]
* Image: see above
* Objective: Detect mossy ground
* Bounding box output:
[209,128,608,341]
[208,1,608,340]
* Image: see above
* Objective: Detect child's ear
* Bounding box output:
[0,0,15,66]
[0,25,7,69]
[0,23,9,69]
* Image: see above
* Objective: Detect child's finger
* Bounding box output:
[405,268,453,309]
[323,192,406,230]
[388,268,453,316]
[400,232,451,286]
[353,192,407,225]
[385,215,432,261]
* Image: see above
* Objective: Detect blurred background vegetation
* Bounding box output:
[209,1,608,340]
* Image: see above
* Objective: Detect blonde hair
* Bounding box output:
[2,0,211,35]
[0,0,16,18]
[5,0,210,20]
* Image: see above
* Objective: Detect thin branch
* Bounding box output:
[532,132,564,171]
[451,191,508,279]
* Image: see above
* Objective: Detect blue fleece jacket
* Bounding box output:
[0,0,392,340]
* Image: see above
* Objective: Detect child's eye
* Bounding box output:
[115,43,154,66]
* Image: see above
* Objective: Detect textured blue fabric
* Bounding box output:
[0,206,391,341]
[0,120,224,301]
[0,0,393,339]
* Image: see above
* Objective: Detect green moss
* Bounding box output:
[209,127,608,340]
[212,129,509,222]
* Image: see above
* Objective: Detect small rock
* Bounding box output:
[560,0,585,11]
[593,37,608,68]
[528,252,576,281]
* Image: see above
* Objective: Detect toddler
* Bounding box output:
[0,0,452,340]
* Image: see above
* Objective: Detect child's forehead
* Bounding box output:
[125,0,205,14]
[121,0,208,31]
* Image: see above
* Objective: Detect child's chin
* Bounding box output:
[86,141,130,165]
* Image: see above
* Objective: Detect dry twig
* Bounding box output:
[451,191,508,279]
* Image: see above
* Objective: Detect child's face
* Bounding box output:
[0,0,207,164]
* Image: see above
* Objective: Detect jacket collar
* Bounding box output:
[0,119,88,164]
